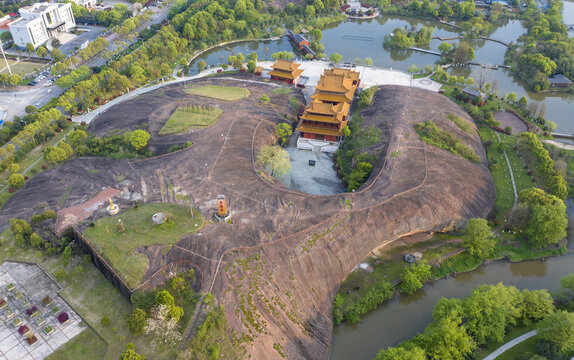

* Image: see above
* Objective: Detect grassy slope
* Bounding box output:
[184,85,250,101]
[160,107,223,135]
[478,127,536,217]
[82,203,204,288]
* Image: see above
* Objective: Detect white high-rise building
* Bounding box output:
[8,2,75,49]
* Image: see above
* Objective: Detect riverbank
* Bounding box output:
[331,245,574,360]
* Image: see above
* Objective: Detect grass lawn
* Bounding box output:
[83,203,204,289]
[47,327,107,360]
[478,127,536,218]
[474,324,537,359]
[159,106,223,135]
[0,58,46,75]
[271,87,292,95]
[184,85,250,101]
[494,334,539,360]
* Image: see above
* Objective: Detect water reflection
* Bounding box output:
[398,288,427,305]
[509,260,548,277]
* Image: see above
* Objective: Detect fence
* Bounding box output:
[70,227,133,300]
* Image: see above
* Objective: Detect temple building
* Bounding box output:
[296,67,360,152]
[268,59,304,84]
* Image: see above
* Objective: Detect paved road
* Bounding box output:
[483,330,537,360]
[0,85,64,123]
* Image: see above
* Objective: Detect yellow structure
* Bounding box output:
[268,60,304,84]
[296,68,360,144]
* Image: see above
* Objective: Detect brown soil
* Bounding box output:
[494,110,529,134]
[0,76,495,359]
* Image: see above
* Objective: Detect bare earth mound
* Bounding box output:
[0,78,495,359]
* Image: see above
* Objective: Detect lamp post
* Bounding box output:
[0,39,12,76]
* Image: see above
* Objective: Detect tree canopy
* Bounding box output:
[258,145,290,177]
[463,218,496,258]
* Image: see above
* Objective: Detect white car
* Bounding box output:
[35,102,41,107]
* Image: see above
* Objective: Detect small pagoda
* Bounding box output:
[268,59,304,84]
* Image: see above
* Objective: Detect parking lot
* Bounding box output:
[58,26,105,55]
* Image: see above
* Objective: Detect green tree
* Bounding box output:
[36,46,47,58]
[44,146,68,164]
[68,129,87,148]
[342,125,351,137]
[330,53,343,64]
[525,201,567,248]
[197,60,206,72]
[521,289,554,325]
[506,92,517,102]
[119,344,145,360]
[538,310,574,355]
[274,123,292,145]
[400,260,432,295]
[258,145,290,177]
[305,4,316,17]
[463,218,496,258]
[420,312,476,360]
[127,308,147,335]
[156,290,175,307]
[560,274,574,292]
[30,233,43,248]
[9,164,19,174]
[408,64,420,73]
[438,42,452,54]
[364,57,373,65]
[62,246,72,261]
[126,130,150,151]
[464,283,523,344]
[347,162,373,191]
[26,42,34,55]
[375,346,426,360]
[8,173,25,189]
[25,105,37,114]
[246,60,256,73]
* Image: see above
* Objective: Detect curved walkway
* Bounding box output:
[75,61,442,125]
[495,132,518,208]
[483,330,537,360]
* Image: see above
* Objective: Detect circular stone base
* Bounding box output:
[107,205,119,215]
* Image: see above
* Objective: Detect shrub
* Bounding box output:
[347,162,373,191]
[415,121,479,163]
[100,317,110,326]
[57,312,69,323]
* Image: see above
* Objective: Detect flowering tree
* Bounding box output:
[145,304,182,348]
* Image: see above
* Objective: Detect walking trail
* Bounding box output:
[483,330,537,360]
[496,132,518,208]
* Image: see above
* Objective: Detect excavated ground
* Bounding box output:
[0,76,495,360]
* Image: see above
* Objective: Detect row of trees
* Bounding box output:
[520,132,568,200]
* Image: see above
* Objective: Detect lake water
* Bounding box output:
[191,14,574,134]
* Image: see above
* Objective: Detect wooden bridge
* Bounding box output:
[408,47,441,56]
[466,62,510,70]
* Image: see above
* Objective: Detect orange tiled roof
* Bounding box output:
[315,73,357,94]
[271,59,302,72]
[295,126,343,137]
[325,68,360,81]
